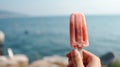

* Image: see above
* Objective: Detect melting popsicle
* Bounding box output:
[70,13,89,49]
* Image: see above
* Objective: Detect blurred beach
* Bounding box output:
[0,15,120,62]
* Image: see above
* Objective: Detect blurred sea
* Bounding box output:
[0,15,120,62]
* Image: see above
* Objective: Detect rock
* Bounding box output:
[0,31,5,44]
[0,31,5,55]
[29,55,68,67]
[29,60,59,67]
[100,52,118,65]
[43,55,68,65]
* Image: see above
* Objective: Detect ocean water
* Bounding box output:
[0,15,120,62]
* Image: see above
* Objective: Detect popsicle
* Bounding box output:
[70,13,89,49]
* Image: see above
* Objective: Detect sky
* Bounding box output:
[0,0,120,16]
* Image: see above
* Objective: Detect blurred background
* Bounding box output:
[0,0,120,64]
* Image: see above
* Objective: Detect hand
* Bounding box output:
[66,49,101,67]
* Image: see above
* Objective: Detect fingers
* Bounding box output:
[66,50,74,67]
[67,49,101,67]
[82,49,100,65]
[66,49,84,67]
[83,49,97,59]
[74,49,84,67]
[82,50,101,67]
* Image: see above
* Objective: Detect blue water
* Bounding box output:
[0,15,120,62]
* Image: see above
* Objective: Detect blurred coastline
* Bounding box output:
[0,15,120,63]
[0,0,120,66]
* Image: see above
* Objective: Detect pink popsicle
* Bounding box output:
[70,13,89,49]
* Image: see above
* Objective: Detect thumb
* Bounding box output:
[72,49,84,67]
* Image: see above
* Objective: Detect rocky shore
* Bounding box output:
[29,55,68,67]
[29,52,120,67]
[0,51,120,67]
